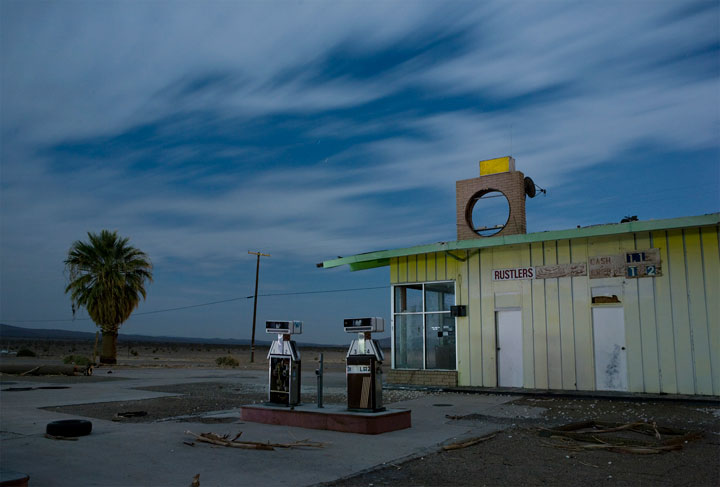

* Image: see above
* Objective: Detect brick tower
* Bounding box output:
[456,156,535,240]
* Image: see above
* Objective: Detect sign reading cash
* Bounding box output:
[589,249,661,279]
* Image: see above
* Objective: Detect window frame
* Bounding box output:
[391,280,457,371]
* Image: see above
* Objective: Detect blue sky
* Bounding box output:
[1,1,718,345]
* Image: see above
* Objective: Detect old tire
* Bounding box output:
[46,419,92,437]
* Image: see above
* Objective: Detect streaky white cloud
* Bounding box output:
[1,1,717,342]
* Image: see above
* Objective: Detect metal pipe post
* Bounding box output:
[316,352,324,408]
[250,254,260,363]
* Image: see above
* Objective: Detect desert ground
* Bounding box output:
[0,337,350,371]
[1,337,718,486]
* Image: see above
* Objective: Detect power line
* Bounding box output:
[2,285,390,324]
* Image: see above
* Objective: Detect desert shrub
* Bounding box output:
[16,348,36,357]
[130,349,139,356]
[216,356,239,367]
[63,355,92,366]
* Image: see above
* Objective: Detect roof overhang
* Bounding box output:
[319,213,720,271]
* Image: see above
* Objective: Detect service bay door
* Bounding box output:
[496,310,523,388]
[592,307,628,391]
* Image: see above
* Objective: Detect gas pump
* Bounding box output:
[266,320,302,406]
[344,317,385,412]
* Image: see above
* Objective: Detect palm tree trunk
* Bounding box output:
[100,330,118,364]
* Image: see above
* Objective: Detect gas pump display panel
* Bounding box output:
[266,320,303,334]
[343,317,384,333]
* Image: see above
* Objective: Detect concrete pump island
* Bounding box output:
[241,318,411,434]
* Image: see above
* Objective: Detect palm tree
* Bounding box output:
[64,230,153,364]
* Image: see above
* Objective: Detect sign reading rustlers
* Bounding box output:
[493,267,535,280]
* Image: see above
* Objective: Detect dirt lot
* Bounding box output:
[326,396,720,487]
[2,338,719,486]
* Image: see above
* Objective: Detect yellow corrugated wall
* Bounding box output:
[388,225,719,396]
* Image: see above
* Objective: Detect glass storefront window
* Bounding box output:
[425,282,454,312]
[393,314,423,369]
[393,281,456,370]
[394,284,423,312]
[425,313,456,369]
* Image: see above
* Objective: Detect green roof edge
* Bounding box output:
[321,213,720,270]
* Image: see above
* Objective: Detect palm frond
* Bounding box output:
[64,230,153,332]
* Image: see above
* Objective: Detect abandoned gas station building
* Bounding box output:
[321,157,720,397]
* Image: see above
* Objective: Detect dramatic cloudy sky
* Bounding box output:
[1,1,718,344]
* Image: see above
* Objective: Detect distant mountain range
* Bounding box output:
[0,324,391,349]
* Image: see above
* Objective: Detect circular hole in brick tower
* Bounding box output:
[468,190,510,236]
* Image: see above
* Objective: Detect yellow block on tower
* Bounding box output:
[479,156,515,176]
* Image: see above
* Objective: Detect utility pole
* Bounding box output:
[248,251,271,363]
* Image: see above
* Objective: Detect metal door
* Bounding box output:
[496,310,523,387]
[592,307,627,391]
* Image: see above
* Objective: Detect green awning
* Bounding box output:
[319,213,719,271]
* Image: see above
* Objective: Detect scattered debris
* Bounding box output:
[442,433,496,451]
[184,431,326,451]
[538,420,703,454]
[20,366,41,376]
[44,433,79,441]
[445,414,464,420]
[0,363,92,376]
[112,411,148,421]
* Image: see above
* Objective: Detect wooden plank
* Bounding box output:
[390,258,399,284]
[446,252,459,282]
[700,226,720,396]
[480,248,496,386]
[543,241,562,389]
[571,238,594,391]
[666,229,694,394]
[416,254,427,282]
[531,241,548,389]
[398,256,408,284]
[407,255,417,283]
[557,239,576,390]
[635,232,660,393]
[521,245,534,388]
[467,252,482,386]
[619,233,644,393]
[652,230,677,394]
[426,252,437,282]
[436,253,447,281]
[589,235,621,257]
[684,228,713,395]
